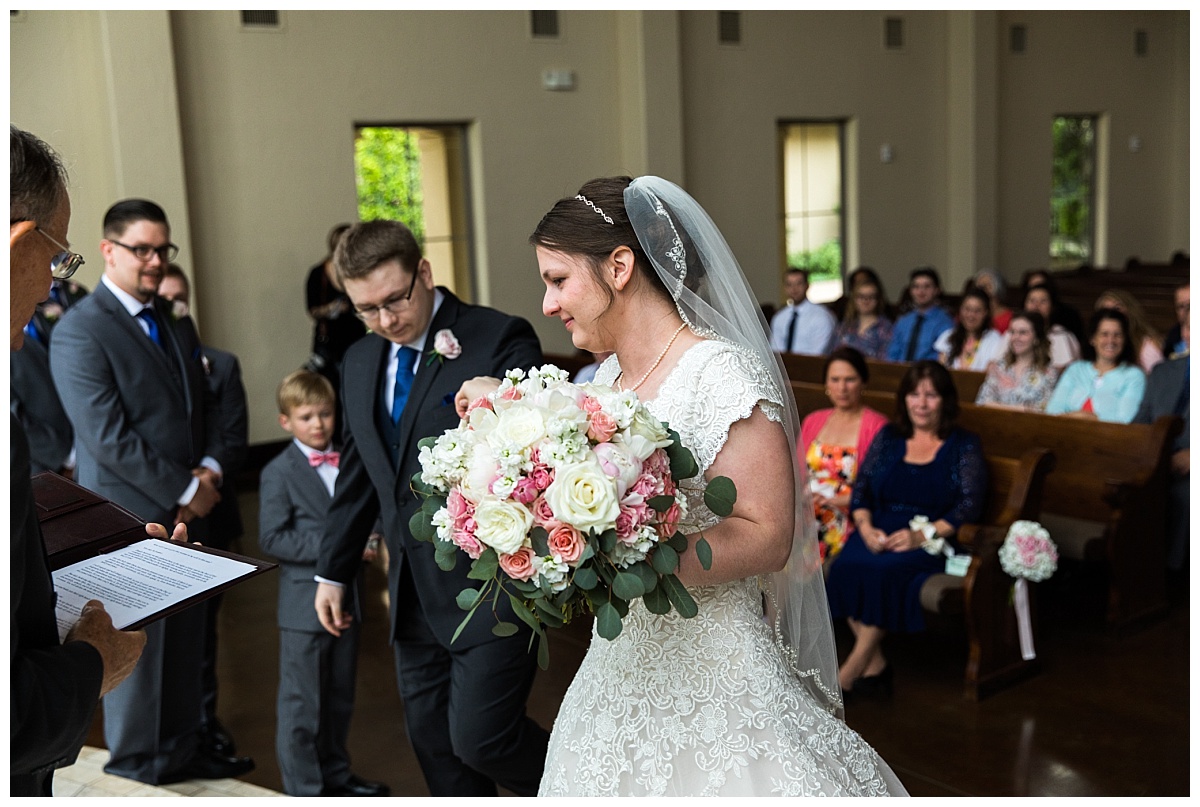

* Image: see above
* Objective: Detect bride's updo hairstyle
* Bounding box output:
[531,176,703,310]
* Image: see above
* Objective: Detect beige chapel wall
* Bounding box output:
[166,10,636,443]
[994,10,1189,277]
[678,10,953,307]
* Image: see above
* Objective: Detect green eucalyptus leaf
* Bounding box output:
[665,429,699,479]
[578,542,596,563]
[409,510,435,543]
[703,476,737,517]
[667,532,688,552]
[662,573,699,618]
[647,495,675,513]
[651,543,680,575]
[630,561,658,593]
[467,549,499,581]
[595,602,623,640]
[434,543,458,571]
[643,584,671,615]
[417,435,438,451]
[612,571,645,600]
[696,536,713,571]
[553,584,577,607]
[491,621,519,637]
[599,529,618,554]
[533,598,566,627]
[536,631,550,669]
[507,593,541,633]
[451,605,478,644]
[531,526,550,556]
[456,587,483,611]
[612,596,629,619]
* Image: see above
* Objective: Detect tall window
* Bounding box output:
[1049,115,1097,269]
[781,121,844,303]
[354,125,474,297]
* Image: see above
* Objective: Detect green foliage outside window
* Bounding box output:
[355,127,426,246]
[1050,116,1095,267]
[787,239,842,283]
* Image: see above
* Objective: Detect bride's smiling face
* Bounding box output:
[538,246,615,352]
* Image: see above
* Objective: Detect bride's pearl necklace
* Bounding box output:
[617,322,687,393]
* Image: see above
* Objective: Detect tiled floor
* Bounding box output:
[66,489,1190,797]
[52,747,281,797]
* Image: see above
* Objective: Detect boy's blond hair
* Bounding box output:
[276,370,336,416]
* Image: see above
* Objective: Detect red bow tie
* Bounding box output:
[309,450,340,468]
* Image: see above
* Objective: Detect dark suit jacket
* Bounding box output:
[10,416,105,796]
[203,346,249,547]
[49,284,218,525]
[317,289,542,648]
[1134,353,1189,453]
[260,443,361,633]
[10,336,73,474]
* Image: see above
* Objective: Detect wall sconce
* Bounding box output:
[541,68,576,91]
[1128,135,1141,153]
[880,144,894,163]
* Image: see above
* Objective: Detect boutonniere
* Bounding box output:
[170,300,190,321]
[426,328,462,365]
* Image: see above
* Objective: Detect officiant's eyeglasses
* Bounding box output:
[109,239,180,263]
[353,268,419,322]
[37,227,85,280]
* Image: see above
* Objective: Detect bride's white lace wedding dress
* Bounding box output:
[538,340,907,797]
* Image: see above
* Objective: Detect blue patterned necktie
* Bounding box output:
[391,346,418,424]
[136,307,165,350]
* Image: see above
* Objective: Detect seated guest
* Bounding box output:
[834,275,893,359]
[1022,283,1081,369]
[975,311,1060,412]
[1046,308,1146,423]
[1133,321,1189,588]
[933,288,1005,370]
[1020,269,1086,344]
[769,267,837,354]
[1094,288,1164,373]
[799,347,889,562]
[886,267,955,363]
[971,268,1013,333]
[1162,282,1189,357]
[824,361,987,697]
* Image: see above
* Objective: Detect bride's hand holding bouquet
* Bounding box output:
[411,364,734,668]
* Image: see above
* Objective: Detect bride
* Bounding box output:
[459,176,906,796]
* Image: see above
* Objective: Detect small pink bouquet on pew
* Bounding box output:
[998,520,1058,661]
[409,364,733,668]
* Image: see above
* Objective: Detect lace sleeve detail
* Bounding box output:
[946,429,988,530]
[651,340,784,474]
[593,353,621,387]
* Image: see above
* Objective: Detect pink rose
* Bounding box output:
[587,412,619,443]
[498,547,537,581]
[530,466,553,491]
[631,473,661,499]
[546,524,586,565]
[530,495,559,529]
[582,395,603,415]
[433,329,462,360]
[447,488,470,521]
[512,477,540,505]
[615,506,640,543]
[467,396,494,415]
[657,501,682,538]
[499,386,523,401]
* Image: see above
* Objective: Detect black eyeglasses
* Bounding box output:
[110,239,180,263]
[36,227,85,280]
[353,269,420,322]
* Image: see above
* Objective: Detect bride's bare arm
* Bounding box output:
[673,406,795,586]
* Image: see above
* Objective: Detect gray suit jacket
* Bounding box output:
[260,442,360,632]
[10,336,73,474]
[203,345,249,547]
[1134,353,1189,453]
[49,283,216,524]
[317,289,543,647]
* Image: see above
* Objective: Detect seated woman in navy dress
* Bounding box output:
[824,361,987,698]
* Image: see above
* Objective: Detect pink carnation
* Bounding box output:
[512,477,540,505]
[587,412,619,443]
[498,547,537,581]
[631,473,661,499]
[615,504,648,543]
[451,526,484,560]
[657,501,682,539]
[546,524,586,565]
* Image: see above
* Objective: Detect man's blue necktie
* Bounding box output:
[136,307,165,350]
[392,347,418,424]
[785,305,800,354]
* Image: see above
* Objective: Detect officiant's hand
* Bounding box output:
[66,600,147,697]
[315,582,353,637]
[146,522,189,543]
[454,376,502,418]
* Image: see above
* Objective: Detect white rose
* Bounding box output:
[472,498,533,555]
[627,406,671,448]
[487,405,547,452]
[544,462,620,533]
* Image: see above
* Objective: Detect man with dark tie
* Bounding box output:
[886,267,954,362]
[49,199,255,785]
[313,219,550,796]
[769,267,836,354]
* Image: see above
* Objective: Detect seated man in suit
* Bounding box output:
[886,267,955,363]
[314,219,550,796]
[769,267,836,355]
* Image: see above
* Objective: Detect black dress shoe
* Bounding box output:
[321,774,391,797]
[160,748,256,784]
[854,665,894,699]
[201,719,237,757]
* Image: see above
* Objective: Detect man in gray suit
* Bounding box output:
[49,199,254,785]
[314,220,550,796]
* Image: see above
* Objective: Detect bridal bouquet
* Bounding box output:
[410,364,734,668]
[997,520,1057,661]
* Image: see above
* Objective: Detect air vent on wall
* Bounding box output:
[1010,24,1027,54]
[718,11,741,45]
[531,10,559,39]
[884,17,904,51]
[241,10,280,28]
[1135,29,1148,57]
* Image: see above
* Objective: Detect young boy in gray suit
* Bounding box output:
[259,371,388,797]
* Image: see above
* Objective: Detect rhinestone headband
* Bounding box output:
[575,194,614,225]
